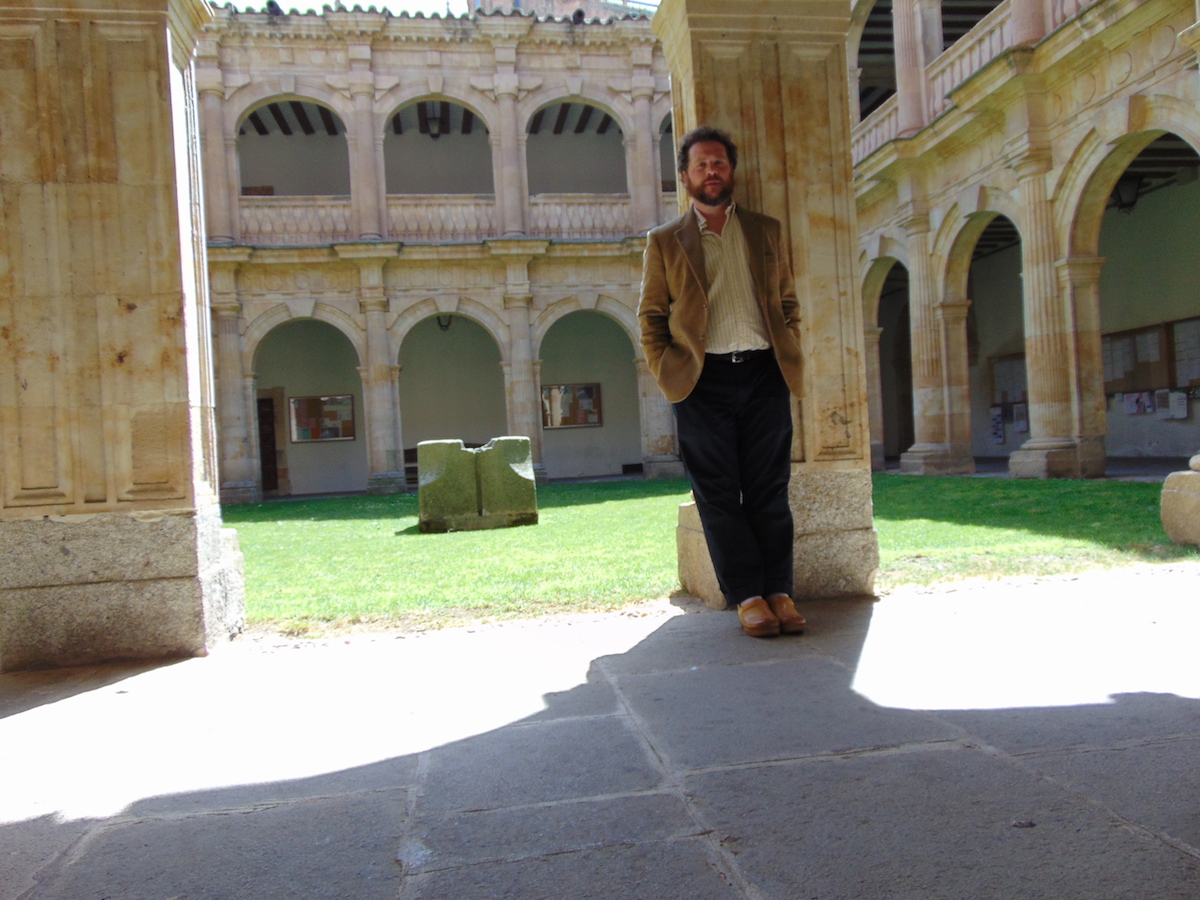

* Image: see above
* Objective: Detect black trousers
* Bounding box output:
[673,350,794,606]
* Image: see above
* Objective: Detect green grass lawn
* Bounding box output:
[222,474,1199,634]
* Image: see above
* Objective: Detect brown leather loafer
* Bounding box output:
[767,595,807,634]
[738,597,780,637]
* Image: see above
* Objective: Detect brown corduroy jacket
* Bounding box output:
[637,206,804,403]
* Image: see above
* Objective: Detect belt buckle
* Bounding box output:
[730,350,745,363]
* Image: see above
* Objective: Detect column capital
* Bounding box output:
[1055,256,1107,285]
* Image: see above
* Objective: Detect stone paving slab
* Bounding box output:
[399,792,697,873]
[35,791,409,900]
[685,744,1200,900]
[615,655,960,769]
[401,839,744,900]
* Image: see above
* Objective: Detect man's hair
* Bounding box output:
[676,125,738,174]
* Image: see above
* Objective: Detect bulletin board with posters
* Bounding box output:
[289,394,356,442]
[541,383,602,428]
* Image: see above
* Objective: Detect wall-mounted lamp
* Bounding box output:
[1112,175,1142,214]
[436,315,454,332]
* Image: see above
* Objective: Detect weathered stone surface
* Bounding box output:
[0,507,244,672]
[418,437,537,533]
[1161,468,1200,546]
[677,496,879,608]
[477,436,538,527]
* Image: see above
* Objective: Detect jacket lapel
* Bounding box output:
[673,213,709,297]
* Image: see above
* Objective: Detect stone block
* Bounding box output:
[0,507,245,671]
[1161,468,1200,546]
[418,437,537,533]
[676,502,724,609]
[677,478,880,608]
[476,437,538,527]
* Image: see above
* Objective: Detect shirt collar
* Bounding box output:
[692,199,737,234]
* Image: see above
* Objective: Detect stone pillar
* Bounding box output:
[899,210,944,471]
[864,326,886,472]
[893,0,928,135]
[1057,255,1109,473]
[337,245,405,492]
[936,298,976,472]
[488,240,548,479]
[629,42,661,233]
[654,0,879,601]
[495,83,526,236]
[197,60,235,244]
[636,358,685,478]
[0,0,244,671]
[350,85,384,240]
[1008,150,1100,477]
[210,249,258,503]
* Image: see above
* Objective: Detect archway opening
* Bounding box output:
[538,310,641,480]
[253,318,366,496]
[384,100,494,195]
[1097,132,1200,462]
[525,101,626,194]
[398,315,507,469]
[237,99,350,196]
[876,262,913,461]
[856,0,896,120]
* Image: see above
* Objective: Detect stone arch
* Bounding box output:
[380,95,497,196]
[861,255,903,327]
[375,87,497,134]
[940,209,1005,303]
[244,301,365,374]
[1056,94,1200,256]
[518,88,634,136]
[531,294,638,357]
[225,81,354,137]
[390,295,510,364]
[230,91,353,198]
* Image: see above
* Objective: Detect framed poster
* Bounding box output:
[289,394,356,442]
[541,383,602,428]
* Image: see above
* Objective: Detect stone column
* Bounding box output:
[488,240,548,479]
[628,42,661,233]
[0,0,244,671]
[495,80,526,236]
[337,245,405,492]
[210,249,258,503]
[935,298,976,472]
[636,358,685,478]
[1008,150,1100,477]
[1057,255,1108,472]
[892,0,928,135]
[349,85,384,240]
[197,61,235,244]
[654,0,879,601]
[864,326,886,472]
[899,209,943,471]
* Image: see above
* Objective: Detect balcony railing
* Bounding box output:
[926,2,1013,121]
[852,94,900,165]
[387,195,497,243]
[239,196,353,245]
[529,194,635,239]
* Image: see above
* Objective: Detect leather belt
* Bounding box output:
[706,348,770,364]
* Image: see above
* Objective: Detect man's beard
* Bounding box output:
[688,178,734,206]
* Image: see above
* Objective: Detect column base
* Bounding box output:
[675,468,880,609]
[1161,463,1200,545]
[899,444,975,475]
[644,455,686,479]
[1009,437,1106,479]
[220,480,261,505]
[0,507,245,672]
[367,471,410,495]
[870,441,886,473]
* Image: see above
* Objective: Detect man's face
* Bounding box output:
[682,140,735,207]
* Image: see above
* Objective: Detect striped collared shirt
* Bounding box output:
[694,202,770,355]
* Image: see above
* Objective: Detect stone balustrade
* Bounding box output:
[387,195,498,243]
[239,196,354,245]
[853,95,900,165]
[529,194,635,239]
[926,3,1013,121]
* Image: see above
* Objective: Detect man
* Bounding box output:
[638,125,806,638]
